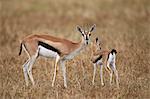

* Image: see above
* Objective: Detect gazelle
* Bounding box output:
[19,24,96,88]
[91,37,119,88]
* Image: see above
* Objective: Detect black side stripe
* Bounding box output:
[38,41,61,55]
[107,52,110,61]
[93,55,103,63]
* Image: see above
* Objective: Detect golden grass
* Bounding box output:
[0,0,150,98]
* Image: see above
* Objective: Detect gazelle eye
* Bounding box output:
[89,34,91,36]
[82,34,84,36]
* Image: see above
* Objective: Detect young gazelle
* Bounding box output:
[19,25,96,88]
[92,37,119,88]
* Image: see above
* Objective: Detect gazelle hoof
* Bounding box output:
[32,82,35,86]
[26,83,29,86]
[101,83,105,86]
[117,85,120,89]
[64,84,67,88]
[52,83,54,87]
[92,81,95,85]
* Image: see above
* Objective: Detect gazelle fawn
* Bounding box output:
[19,24,96,88]
[91,37,119,88]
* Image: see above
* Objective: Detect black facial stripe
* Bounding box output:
[93,55,102,63]
[86,35,88,40]
[38,41,61,55]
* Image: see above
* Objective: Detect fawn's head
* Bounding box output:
[95,37,101,51]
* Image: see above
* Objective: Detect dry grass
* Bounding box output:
[0,0,150,98]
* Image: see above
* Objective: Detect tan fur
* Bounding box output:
[22,34,82,56]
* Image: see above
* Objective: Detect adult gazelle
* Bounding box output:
[19,25,96,88]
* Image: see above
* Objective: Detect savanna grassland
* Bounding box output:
[0,0,150,98]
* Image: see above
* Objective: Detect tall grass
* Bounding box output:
[0,0,150,98]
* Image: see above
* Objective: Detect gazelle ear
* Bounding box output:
[96,37,99,43]
[77,26,83,34]
[90,24,96,32]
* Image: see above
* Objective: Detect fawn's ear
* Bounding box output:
[95,37,101,45]
[96,37,98,43]
[89,24,96,32]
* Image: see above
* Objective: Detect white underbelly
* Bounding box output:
[97,59,103,65]
[38,46,58,58]
[64,52,78,60]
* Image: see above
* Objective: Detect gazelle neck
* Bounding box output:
[64,36,88,60]
[78,36,87,50]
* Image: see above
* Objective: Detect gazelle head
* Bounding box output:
[77,24,96,45]
[95,37,101,51]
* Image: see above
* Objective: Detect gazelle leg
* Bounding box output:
[107,62,113,85]
[22,44,31,86]
[28,49,39,86]
[28,55,37,85]
[106,62,111,73]
[60,60,67,88]
[92,64,97,85]
[109,70,113,85]
[52,55,60,87]
[114,67,119,88]
[23,59,30,86]
[100,64,104,86]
